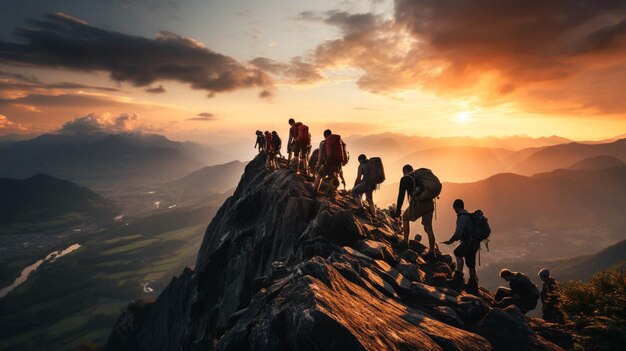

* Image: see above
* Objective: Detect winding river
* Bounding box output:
[0,243,82,299]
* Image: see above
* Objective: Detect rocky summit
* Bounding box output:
[106,154,573,351]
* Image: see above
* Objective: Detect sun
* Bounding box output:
[456,111,471,123]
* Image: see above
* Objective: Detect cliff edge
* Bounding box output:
[106,154,572,351]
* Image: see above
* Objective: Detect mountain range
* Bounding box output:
[0,174,117,231]
[0,132,219,185]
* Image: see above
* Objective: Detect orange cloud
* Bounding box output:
[301,1,626,116]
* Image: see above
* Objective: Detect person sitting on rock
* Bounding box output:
[538,268,565,324]
[495,269,540,314]
[443,199,480,294]
[352,154,376,218]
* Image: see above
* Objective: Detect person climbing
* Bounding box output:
[495,269,540,314]
[264,131,277,170]
[538,268,565,324]
[271,131,282,158]
[254,130,265,153]
[313,129,346,195]
[287,118,310,174]
[352,154,385,218]
[392,164,441,258]
[443,199,480,294]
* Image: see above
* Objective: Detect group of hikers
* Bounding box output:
[254,118,565,323]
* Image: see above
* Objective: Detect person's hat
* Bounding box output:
[538,268,550,277]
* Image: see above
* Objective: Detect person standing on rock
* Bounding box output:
[443,199,480,294]
[264,131,277,170]
[254,130,265,153]
[271,131,283,159]
[538,268,565,324]
[313,129,346,195]
[392,164,441,258]
[495,269,540,314]
[352,154,377,218]
[287,118,311,174]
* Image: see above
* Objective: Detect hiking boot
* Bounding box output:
[465,278,479,295]
[451,270,465,291]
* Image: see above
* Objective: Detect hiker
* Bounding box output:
[495,269,540,314]
[538,268,565,323]
[392,164,441,257]
[254,130,265,153]
[352,154,385,218]
[309,148,320,176]
[313,129,347,195]
[443,199,480,294]
[287,118,311,174]
[271,131,283,158]
[264,131,277,170]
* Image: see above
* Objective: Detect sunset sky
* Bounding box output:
[1,0,625,143]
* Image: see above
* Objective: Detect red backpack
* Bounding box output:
[325,134,344,165]
[297,124,310,143]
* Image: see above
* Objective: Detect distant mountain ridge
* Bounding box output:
[0,132,219,185]
[0,174,117,228]
[568,155,626,171]
[166,160,246,202]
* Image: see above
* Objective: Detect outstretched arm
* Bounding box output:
[394,177,409,217]
[443,215,470,244]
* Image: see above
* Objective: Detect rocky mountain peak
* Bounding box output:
[106,154,573,351]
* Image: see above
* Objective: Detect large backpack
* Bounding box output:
[325,134,344,165]
[468,210,491,241]
[297,124,310,143]
[408,168,442,201]
[368,157,385,185]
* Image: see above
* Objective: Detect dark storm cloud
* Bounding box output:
[187,112,217,121]
[0,70,40,83]
[0,13,274,97]
[249,57,322,84]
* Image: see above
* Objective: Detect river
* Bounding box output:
[0,243,82,299]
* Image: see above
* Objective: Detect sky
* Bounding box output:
[0,0,625,143]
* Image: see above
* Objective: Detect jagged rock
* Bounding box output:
[408,240,426,254]
[435,262,453,278]
[455,294,490,324]
[395,259,426,283]
[472,306,565,351]
[372,259,412,293]
[400,249,419,263]
[426,306,465,329]
[527,318,575,350]
[106,154,567,351]
[355,239,387,259]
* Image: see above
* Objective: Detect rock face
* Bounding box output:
[106,155,568,351]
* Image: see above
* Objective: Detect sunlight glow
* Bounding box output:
[456,111,471,123]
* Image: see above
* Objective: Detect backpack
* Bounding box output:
[468,210,491,241]
[368,157,385,185]
[273,134,282,150]
[408,168,442,201]
[297,124,310,143]
[325,134,344,165]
